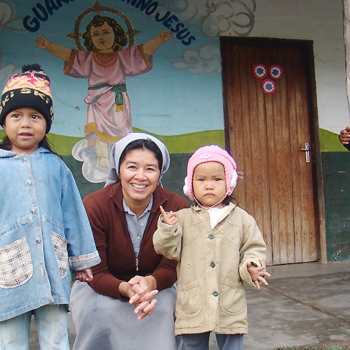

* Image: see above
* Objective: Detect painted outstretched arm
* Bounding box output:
[142,29,173,59]
[35,35,71,62]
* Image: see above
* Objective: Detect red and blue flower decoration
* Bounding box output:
[261,79,276,94]
[253,64,268,79]
[253,64,283,94]
[269,65,283,79]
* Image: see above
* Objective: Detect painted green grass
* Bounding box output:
[0,127,345,154]
[0,129,83,155]
[139,129,225,154]
[0,128,225,155]
[320,128,348,152]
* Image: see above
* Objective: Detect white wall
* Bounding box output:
[224,0,349,134]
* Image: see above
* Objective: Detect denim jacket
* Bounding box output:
[0,148,100,321]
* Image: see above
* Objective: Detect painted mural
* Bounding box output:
[36,24,173,174]
[3,0,350,262]
[0,0,256,183]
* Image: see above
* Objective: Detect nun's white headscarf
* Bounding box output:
[105,133,170,186]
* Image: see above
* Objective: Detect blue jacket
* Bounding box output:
[0,148,100,321]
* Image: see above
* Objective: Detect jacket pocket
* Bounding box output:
[51,231,68,278]
[176,280,202,317]
[0,237,33,289]
[220,278,246,315]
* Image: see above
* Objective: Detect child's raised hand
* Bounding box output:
[247,261,271,290]
[160,206,179,225]
[75,268,93,283]
[34,35,50,50]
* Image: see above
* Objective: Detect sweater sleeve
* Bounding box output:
[83,194,126,300]
[148,254,178,291]
[149,196,189,290]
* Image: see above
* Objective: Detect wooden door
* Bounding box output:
[220,37,321,265]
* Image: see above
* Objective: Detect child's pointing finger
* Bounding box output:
[160,206,179,225]
[160,206,167,218]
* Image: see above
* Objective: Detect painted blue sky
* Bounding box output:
[1,0,255,136]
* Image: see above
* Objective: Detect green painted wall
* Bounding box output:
[318,128,350,261]
[322,152,350,261]
[4,127,350,262]
[0,129,225,156]
[1,127,224,201]
[63,153,192,201]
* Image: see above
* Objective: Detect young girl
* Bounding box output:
[0,64,100,349]
[35,15,173,168]
[153,145,270,350]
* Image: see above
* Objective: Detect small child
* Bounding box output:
[0,64,100,349]
[153,145,270,350]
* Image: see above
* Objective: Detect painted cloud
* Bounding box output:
[152,0,256,38]
[0,1,26,32]
[171,44,221,75]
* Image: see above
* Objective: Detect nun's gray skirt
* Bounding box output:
[70,281,178,350]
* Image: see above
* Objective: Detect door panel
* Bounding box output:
[220,37,319,265]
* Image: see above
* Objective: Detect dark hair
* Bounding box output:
[119,139,163,172]
[0,135,61,158]
[83,15,127,51]
[222,194,238,206]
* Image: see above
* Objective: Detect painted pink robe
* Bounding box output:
[64,45,153,145]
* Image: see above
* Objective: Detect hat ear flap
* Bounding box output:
[230,170,238,190]
[183,177,189,196]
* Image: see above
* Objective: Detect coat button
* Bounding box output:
[31,208,36,215]
[26,180,31,186]
[35,238,41,244]
[210,262,216,268]
[208,233,214,239]
[212,291,219,297]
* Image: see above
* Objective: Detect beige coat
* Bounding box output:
[153,203,266,336]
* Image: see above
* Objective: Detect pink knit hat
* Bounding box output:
[183,145,238,201]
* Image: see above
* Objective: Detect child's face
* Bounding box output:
[192,161,226,208]
[4,107,46,155]
[91,21,115,52]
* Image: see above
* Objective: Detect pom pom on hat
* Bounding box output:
[183,145,238,201]
[0,64,54,133]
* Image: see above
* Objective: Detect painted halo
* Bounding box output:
[70,0,137,50]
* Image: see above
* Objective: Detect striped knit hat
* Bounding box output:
[0,64,54,133]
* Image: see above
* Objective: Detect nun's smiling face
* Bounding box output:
[119,148,160,215]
